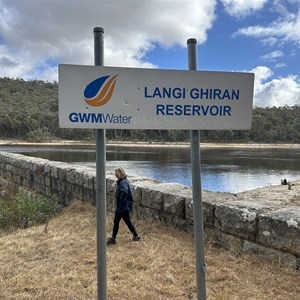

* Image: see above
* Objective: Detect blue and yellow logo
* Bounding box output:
[84,75,118,107]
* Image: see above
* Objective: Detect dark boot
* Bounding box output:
[107,237,116,245]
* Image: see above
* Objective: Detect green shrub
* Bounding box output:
[0,184,58,232]
[25,127,54,142]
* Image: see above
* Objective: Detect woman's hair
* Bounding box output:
[115,167,127,179]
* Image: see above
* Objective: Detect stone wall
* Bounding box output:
[0,151,299,270]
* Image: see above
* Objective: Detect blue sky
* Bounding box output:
[0,0,299,107]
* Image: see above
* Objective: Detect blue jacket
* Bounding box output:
[115,177,133,212]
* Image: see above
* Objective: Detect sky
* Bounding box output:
[0,0,299,107]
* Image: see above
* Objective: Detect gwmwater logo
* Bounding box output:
[84,75,118,107]
[69,73,133,125]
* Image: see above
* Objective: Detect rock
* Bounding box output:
[214,201,279,240]
[257,206,300,255]
[242,240,298,269]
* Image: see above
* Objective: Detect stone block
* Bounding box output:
[106,177,116,193]
[0,162,4,175]
[51,177,61,193]
[6,164,14,174]
[19,167,26,178]
[82,187,95,204]
[25,172,35,189]
[44,163,52,174]
[18,176,25,186]
[134,180,163,211]
[45,175,51,187]
[142,187,163,210]
[74,184,83,200]
[12,173,20,184]
[162,213,187,230]
[106,193,115,212]
[185,199,193,222]
[205,227,243,253]
[243,240,298,269]
[35,183,44,194]
[8,165,16,175]
[66,169,76,183]
[130,184,141,206]
[163,193,185,217]
[23,159,36,172]
[83,170,95,190]
[136,206,162,221]
[61,180,67,194]
[151,182,190,217]
[45,186,52,197]
[50,163,62,179]
[214,201,279,240]
[57,165,70,181]
[36,174,45,185]
[186,199,215,227]
[66,168,83,186]
[257,206,300,255]
[35,162,45,174]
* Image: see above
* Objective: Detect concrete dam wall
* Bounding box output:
[0,151,299,270]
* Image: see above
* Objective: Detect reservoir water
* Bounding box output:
[0,144,299,193]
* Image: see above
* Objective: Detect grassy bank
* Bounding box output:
[0,201,299,299]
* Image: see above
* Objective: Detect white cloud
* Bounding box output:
[260,50,284,61]
[220,0,268,17]
[251,65,274,93]
[261,37,278,47]
[0,0,217,81]
[274,62,286,68]
[235,9,300,45]
[251,66,300,107]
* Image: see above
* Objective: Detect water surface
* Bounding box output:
[1,144,299,193]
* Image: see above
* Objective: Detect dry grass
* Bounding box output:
[0,201,299,300]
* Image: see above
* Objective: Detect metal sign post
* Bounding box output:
[93,27,107,300]
[188,38,207,300]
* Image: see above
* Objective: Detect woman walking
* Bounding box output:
[107,167,140,245]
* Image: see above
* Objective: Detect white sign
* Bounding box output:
[59,64,254,130]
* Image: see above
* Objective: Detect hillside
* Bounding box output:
[1,77,300,143]
[0,201,299,299]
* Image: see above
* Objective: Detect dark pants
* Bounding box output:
[112,210,138,239]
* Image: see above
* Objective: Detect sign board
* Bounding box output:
[59,64,254,130]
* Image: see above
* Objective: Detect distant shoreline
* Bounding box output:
[0,139,300,149]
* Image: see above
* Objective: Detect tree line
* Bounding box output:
[0,77,299,143]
